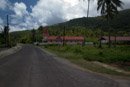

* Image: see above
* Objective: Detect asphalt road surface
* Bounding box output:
[0,45,128,87]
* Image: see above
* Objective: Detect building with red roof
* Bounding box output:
[43,29,84,45]
[100,36,130,44]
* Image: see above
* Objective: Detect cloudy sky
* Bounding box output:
[0,0,130,31]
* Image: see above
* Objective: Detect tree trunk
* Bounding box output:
[107,18,111,48]
[4,26,9,47]
[87,0,90,18]
[63,26,65,46]
[114,30,117,47]
[99,29,102,48]
[108,28,111,48]
[32,29,36,43]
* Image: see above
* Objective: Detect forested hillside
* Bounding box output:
[58,9,130,32]
[45,9,130,40]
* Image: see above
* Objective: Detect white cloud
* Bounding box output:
[10,2,31,31]
[24,0,95,29]
[10,25,26,32]
[29,0,98,23]
[63,0,79,6]
[64,0,99,20]
[11,0,64,31]
[13,2,28,17]
[9,0,130,31]
[123,0,130,9]
[31,0,65,25]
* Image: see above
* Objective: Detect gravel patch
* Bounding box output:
[0,44,22,59]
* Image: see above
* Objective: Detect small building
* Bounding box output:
[43,28,84,45]
[100,36,130,44]
[44,36,84,45]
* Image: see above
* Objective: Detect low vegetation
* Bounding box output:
[42,45,130,76]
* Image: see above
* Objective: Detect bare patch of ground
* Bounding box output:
[0,44,22,59]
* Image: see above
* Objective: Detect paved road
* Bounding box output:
[0,45,126,87]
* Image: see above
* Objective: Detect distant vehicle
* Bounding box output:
[34,42,39,46]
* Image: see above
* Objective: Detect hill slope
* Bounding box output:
[59,9,130,32]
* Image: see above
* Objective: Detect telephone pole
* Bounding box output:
[63,26,65,46]
[4,15,10,47]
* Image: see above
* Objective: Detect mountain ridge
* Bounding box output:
[56,9,130,32]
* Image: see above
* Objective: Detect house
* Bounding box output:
[43,29,84,45]
[100,36,130,44]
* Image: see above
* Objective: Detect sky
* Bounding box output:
[0,0,130,31]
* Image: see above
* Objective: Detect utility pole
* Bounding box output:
[99,29,102,48]
[4,15,10,47]
[114,29,117,48]
[7,15,9,28]
[63,26,65,46]
[32,29,36,43]
[87,0,90,18]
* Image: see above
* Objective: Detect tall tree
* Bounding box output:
[97,0,123,48]
[31,29,36,43]
[63,26,66,46]
[0,27,4,45]
[4,15,10,47]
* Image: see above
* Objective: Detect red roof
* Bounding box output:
[102,36,130,41]
[47,36,84,41]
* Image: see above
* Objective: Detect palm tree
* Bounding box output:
[97,0,123,48]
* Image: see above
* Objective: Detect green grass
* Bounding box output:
[42,45,130,76]
[44,45,130,63]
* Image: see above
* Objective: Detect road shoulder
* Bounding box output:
[0,44,22,59]
[38,46,130,87]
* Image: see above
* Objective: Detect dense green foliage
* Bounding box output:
[97,0,123,19]
[10,29,43,44]
[44,45,130,71]
[0,29,42,47]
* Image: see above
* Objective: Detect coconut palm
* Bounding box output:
[97,0,123,48]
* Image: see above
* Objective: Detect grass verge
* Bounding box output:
[40,45,130,77]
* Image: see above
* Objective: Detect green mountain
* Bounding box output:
[58,9,130,32]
